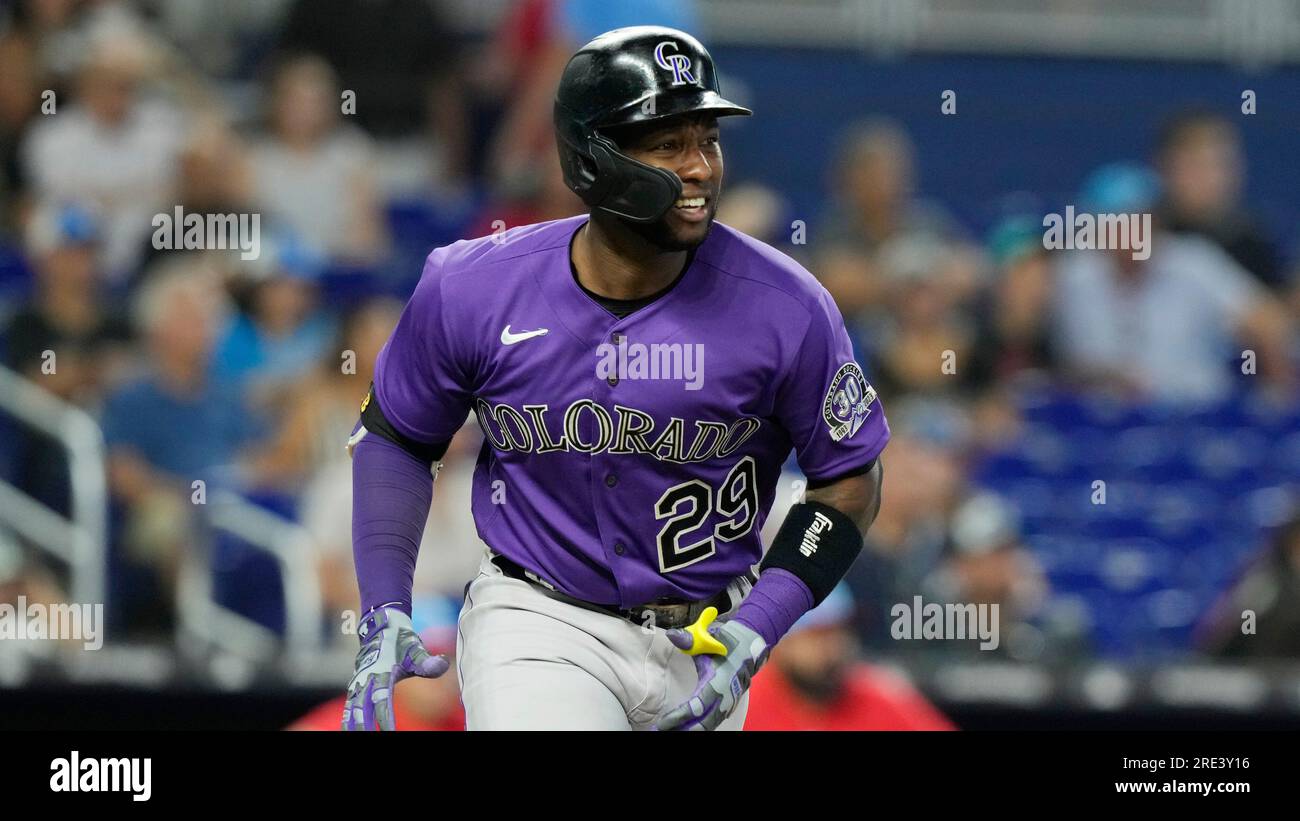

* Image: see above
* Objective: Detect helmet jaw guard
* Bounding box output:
[553,26,751,224]
[556,114,683,223]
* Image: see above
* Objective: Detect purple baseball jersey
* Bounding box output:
[374,215,889,607]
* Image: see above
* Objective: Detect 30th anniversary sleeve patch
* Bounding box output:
[822,362,876,442]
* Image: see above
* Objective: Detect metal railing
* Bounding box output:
[178,490,325,676]
[0,364,326,674]
[445,0,1300,66]
[0,364,107,608]
[691,0,1300,64]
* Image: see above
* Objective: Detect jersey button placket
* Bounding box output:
[600,333,628,573]
[606,331,624,386]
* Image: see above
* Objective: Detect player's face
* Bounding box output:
[618,115,724,250]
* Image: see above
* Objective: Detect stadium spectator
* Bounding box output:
[262,297,405,622]
[277,0,465,142]
[277,0,470,196]
[210,233,336,418]
[20,26,185,283]
[0,32,42,235]
[2,203,131,511]
[249,298,400,492]
[814,119,973,325]
[957,214,1058,448]
[133,117,254,285]
[866,233,978,403]
[4,202,131,399]
[715,181,789,249]
[1,0,93,82]
[917,491,1089,661]
[481,0,701,187]
[463,148,582,240]
[1052,164,1294,403]
[100,261,257,633]
[965,214,1057,390]
[1155,109,1285,291]
[1198,508,1300,658]
[745,585,956,730]
[840,430,964,651]
[475,0,566,185]
[249,55,387,264]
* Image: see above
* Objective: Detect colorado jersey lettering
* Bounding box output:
[373,215,889,607]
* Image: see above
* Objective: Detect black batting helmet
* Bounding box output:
[554,26,752,223]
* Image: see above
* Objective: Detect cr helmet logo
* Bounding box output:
[822,362,875,442]
[654,41,697,86]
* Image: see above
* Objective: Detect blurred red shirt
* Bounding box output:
[288,696,465,732]
[745,663,956,731]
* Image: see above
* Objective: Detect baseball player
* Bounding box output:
[343,26,889,731]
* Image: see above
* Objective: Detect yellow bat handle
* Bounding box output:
[680,606,728,656]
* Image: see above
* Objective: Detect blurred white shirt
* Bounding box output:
[249,127,374,259]
[1052,235,1263,403]
[23,99,185,280]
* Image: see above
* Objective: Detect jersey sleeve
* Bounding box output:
[773,288,890,483]
[371,249,474,445]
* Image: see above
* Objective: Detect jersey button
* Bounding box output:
[606,374,619,386]
[605,473,618,488]
[614,542,626,556]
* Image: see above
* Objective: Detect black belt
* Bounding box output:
[490,553,746,631]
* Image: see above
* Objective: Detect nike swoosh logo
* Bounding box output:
[501,325,549,345]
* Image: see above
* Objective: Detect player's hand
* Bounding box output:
[343,606,449,731]
[656,607,769,731]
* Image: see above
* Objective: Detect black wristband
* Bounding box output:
[760,500,864,605]
[360,383,450,465]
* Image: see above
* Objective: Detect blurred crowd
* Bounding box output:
[779,112,1300,664]
[2,0,1300,730]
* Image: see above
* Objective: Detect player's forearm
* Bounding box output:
[804,459,884,533]
[732,569,815,647]
[351,433,434,617]
[735,460,884,646]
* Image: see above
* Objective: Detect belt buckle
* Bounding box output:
[523,568,556,591]
[636,580,744,630]
[637,601,692,630]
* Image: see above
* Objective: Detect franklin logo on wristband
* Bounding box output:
[799,511,835,557]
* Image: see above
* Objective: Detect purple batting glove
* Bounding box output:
[656,607,769,731]
[343,606,449,731]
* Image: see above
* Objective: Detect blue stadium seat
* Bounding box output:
[973,385,1293,659]
[1267,431,1300,481]
[0,243,33,306]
